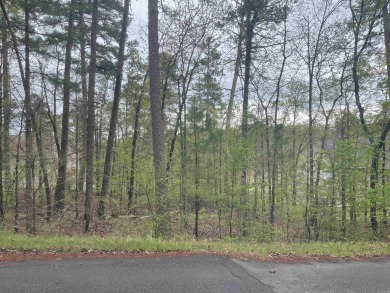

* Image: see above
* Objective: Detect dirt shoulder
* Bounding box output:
[1,249,389,264]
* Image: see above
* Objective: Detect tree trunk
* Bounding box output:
[382,2,390,229]
[98,0,131,218]
[85,0,99,232]
[194,124,200,241]
[180,98,188,229]
[24,3,35,235]
[0,1,24,231]
[226,25,243,132]
[0,46,3,226]
[167,88,188,172]
[2,20,11,220]
[32,110,52,221]
[128,74,147,214]
[14,123,23,232]
[350,0,389,233]
[382,144,387,227]
[240,9,255,237]
[148,0,170,238]
[270,9,288,226]
[77,14,88,203]
[75,104,80,219]
[54,0,75,214]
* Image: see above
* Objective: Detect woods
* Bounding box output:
[0,0,389,242]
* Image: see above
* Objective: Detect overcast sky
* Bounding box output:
[127,0,148,50]
[130,0,148,19]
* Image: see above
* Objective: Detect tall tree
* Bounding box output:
[24,0,35,234]
[0,0,33,232]
[2,16,12,226]
[54,0,76,214]
[297,0,342,240]
[98,0,131,218]
[148,0,170,237]
[31,103,52,221]
[349,0,390,233]
[270,3,289,227]
[239,0,285,234]
[85,0,99,232]
[0,32,4,226]
[381,1,390,228]
[128,69,149,214]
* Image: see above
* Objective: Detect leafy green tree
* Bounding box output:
[349,0,390,233]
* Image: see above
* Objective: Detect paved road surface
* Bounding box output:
[1,254,389,292]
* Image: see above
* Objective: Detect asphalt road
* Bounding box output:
[1,254,390,292]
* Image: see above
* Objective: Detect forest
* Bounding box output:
[0,0,389,243]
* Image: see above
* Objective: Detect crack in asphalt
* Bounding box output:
[218,256,274,293]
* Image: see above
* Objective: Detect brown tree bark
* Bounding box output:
[24,2,35,235]
[98,0,131,218]
[128,72,148,214]
[2,19,11,223]
[54,0,76,214]
[85,0,99,232]
[148,0,170,238]
[240,0,258,237]
[270,6,288,226]
[76,14,88,215]
[0,42,3,226]
[31,107,52,221]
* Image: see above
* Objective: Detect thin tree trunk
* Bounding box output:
[24,3,35,235]
[77,14,88,201]
[350,0,389,233]
[75,103,80,219]
[32,109,52,221]
[0,0,25,232]
[180,98,188,229]
[382,144,387,227]
[54,0,76,214]
[226,25,243,131]
[128,74,148,213]
[270,8,288,226]
[217,137,223,239]
[194,125,200,241]
[166,88,188,172]
[95,103,103,195]
[0,0,31,234]
[329,148,336,239]
[382,2,390,229]
[253,132,259,219]
[291,102,298,206]
[341,170,347,236]
[305,146,311,240]
[350,140,358,226]
[240,8,255,236]
[85,0,99,232]
[223,23,242,238]
[98,0,131,218]
[14,121,23,232]
[229,168,236,238]
[2,21,11,218]
[0,48,3,226]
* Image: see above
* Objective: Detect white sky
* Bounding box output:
[128,1,149,51]
[130,0,148,19]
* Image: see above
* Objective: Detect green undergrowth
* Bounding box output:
[0,232,389,258]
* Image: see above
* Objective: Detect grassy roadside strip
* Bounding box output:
[0,232,389,259]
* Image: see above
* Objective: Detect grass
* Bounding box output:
[0,232,389,259]
[1,209,389,259]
